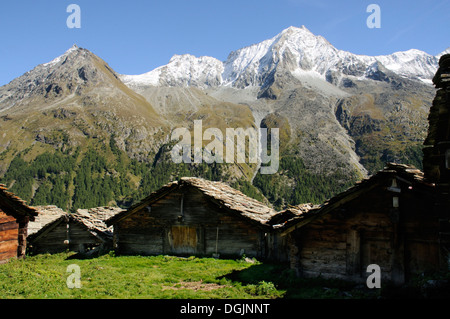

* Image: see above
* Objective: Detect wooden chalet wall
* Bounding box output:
[29,217,106,255]
[290,175,440,285]
[113,186,267,258]
[0,185,37,263]
[0,209,21,263]
[29,217,67,254]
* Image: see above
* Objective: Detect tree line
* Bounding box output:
[0,141,356,212]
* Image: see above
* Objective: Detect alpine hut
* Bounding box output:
[278,163,442,285]
[106,177,277,258]
[28,206,124,255]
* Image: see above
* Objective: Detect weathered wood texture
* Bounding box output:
[292,178,440,284]
[265,232,290,262]
[114,186,266,258]
[0,184,37,263]
[30,219,67,254]
[30,219,104,254]
[0,210,19,263]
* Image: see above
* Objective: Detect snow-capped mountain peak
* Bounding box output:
[121,26,442,89]
[42,44,81,67]
[221,25,340,87]
[121,53,223,89]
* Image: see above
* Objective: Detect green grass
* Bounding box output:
[0,253,284,299]
[0,252,379,299]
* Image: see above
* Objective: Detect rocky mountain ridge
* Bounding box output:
[0,26,442,211]
[122,26,443,90]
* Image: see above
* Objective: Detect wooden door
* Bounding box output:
[360,231,394,282]
[169,226,198,255]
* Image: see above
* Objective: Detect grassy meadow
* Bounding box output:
[0,252,379,299]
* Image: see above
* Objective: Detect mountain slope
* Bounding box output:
[119,26,437,207]
[0,45,263,210]
[0,45,167,161]
[0,26,441,211]
[122,25,437,173]
[0,45,171,210]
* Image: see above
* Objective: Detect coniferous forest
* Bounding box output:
[0,140,357,212]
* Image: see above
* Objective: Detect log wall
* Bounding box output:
[115,186,266,258]
[30,219,104,254]
[292,179,441,285]
[0,209,25,263]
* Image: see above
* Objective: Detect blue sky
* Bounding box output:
[0,0,449,86]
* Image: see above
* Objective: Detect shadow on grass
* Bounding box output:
[64,248,113,260]
[220,262,380,299]
[222,262,450,299]
[60,251,450,299]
